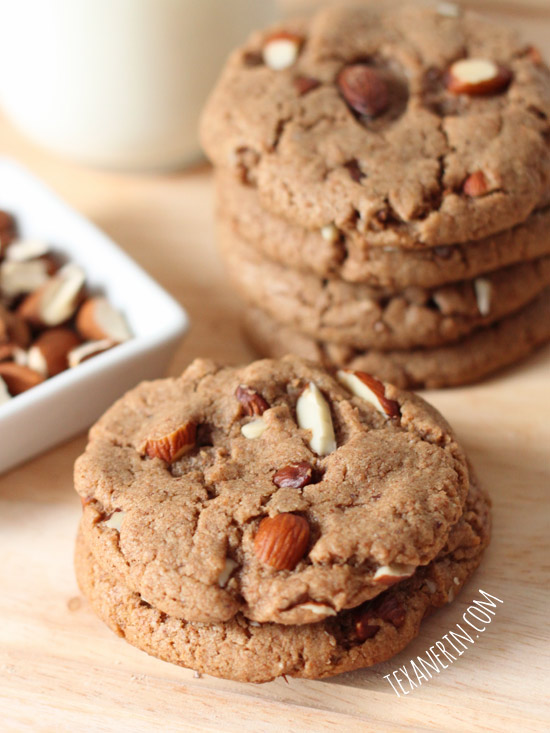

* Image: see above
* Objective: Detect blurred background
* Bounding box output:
[0,0,547,172]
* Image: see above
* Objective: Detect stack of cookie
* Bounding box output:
[200,3,550,388]
[75,356,490,682]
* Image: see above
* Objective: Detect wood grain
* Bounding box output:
[1,6,549,732]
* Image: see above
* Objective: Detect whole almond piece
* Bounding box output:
[68,339,115,368]
[463,170,489,197]
[76,296,131,342]
[337,370,400,419]
[254,512,310,571]
[273,461,313,489]
[296,381,336,455]
[141,421,197,463]
[18,263,85,327]
[445,58,512,95]
[235,384,269,416]
[0,362,45,395]
[337,64,390,117]
[27,327,81,377]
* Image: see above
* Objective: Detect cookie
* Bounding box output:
[244,288,550,389]
[216,172,550,289]
[218,221,550,350]
[75,356,469,626]
[201,3,550,248]
[74,472,491,683]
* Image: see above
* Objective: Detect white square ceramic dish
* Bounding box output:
[0,158,188,474]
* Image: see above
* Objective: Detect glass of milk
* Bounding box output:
[0,0,278,170]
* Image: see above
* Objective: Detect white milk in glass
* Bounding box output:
[0,0,277,170]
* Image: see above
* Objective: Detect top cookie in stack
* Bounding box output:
[200,2,550,389]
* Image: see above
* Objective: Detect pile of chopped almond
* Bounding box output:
[0,209,131,404]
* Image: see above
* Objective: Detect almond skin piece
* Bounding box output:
[293,76,321,96]
[27,327,81,377]
[525,46,543,66]
[0,362,45,395]
[354,593,406,640]
[375,594,407,628]
[272,461,313,489]
[337,64,390,117]
[0,305,31,348]
[254,513,310,571]
[463,170,489,197]
[141,422,197,463]
[235,384,269,416]
[445,58,512,95]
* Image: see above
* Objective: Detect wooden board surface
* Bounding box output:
[1,5,549,731]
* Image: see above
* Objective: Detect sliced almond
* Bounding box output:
[445,58,512,95]
[0,259,51,298]
[76,296,131,342]
[141,421,197,463]
[262,31,303,71]
[218,558,238,588]
[0,375,11,404]
[295,602,337,617]
[320,223,341,243]
[5,239,50,262]
[0,362,45,395]
[27,327,81,377]
[424,579,437,594]
[68,339,114,368]
[474,277,492,317]
[296,381,336,456]
[373,563,416,584]
[104,510,125,531]
[437,2,461,17]
[18,263,86,327]
[241,416,267,439]
[337,370,401,419]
